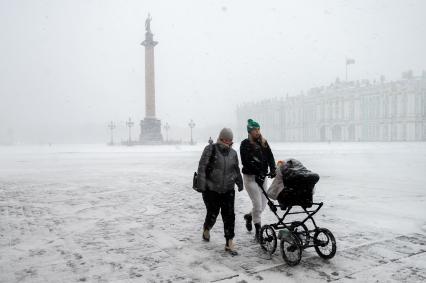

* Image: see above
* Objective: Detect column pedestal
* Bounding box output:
[139,117,163,144]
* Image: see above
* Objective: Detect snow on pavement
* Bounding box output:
[0,143,425,282]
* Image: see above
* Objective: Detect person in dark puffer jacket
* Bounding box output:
[197,128,243,255]
[240,119,276,242]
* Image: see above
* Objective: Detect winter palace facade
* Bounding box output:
[236,73,426,142]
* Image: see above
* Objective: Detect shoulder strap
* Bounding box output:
[205,144,217,178]
[208,144,217,164]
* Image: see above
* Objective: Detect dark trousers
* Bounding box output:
[202,190,235,240]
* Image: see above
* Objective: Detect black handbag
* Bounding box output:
[192,172,199,191]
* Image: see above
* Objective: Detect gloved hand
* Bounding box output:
[269,169,277,178]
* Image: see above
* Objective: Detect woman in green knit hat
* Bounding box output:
[240,119,276,242]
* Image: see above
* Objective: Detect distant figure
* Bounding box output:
[240,119,276,242]
[197,128,243,255]
[208,137,213,145]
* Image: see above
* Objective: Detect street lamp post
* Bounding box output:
[188,119,196,145]
[126,117,134,145]
[163,122,170,143]
[108,121,116,145]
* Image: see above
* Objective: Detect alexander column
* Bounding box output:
[139,14,163,144]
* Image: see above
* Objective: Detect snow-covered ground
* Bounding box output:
[0,142,425,282]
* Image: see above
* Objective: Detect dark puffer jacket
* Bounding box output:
[240,137,276,176]
[197,143,243,193]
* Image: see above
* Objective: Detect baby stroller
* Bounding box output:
[258,159,336,266]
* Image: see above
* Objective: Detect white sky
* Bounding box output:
[0,0,425,142]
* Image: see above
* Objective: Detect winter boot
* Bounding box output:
[202,228,210,242]
[244,213,253,232]
[254,223,261,243]
[225,239,238,256]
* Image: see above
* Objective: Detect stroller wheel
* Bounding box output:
[313,228,336,259]
[290,221,309,248]
[260,225,277,254]
[280,232,302,266]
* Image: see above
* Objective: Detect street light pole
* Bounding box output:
[108,121,116,145]
[188,119,196,145]
[163,122,170,142]
[126,117,134,145]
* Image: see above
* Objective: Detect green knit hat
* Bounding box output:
[247,119,260,132]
